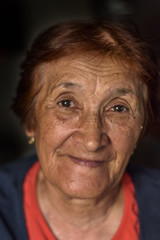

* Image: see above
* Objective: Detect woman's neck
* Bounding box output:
[37,169,124,240]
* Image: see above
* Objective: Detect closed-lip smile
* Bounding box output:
[69,155,105,168]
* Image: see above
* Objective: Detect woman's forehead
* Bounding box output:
[36,56,142,102]
[41,55,136,82]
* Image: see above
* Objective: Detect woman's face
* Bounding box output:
[28,56,144,199]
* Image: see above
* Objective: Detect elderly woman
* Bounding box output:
[0,20,160,240]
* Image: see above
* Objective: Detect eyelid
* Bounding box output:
[105,98,131,112]
[55,92,77,104]
[58,99,75,108]
[110,104,129,112]
[56,94,81,109]
[55,91,74,101]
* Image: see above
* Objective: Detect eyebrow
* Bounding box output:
[115,88,135,96]
[49,82,136,98]
[49,82,82,94]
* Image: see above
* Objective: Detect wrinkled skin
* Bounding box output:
[27,56,144,200]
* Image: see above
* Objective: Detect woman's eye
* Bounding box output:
[110,105,128,113]
[58,100,75,108]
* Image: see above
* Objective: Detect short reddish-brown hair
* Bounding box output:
[12,20,160,132]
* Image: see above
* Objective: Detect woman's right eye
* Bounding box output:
[58,100,75,108]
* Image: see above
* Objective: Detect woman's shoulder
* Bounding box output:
[127,162,160,239]
[0,153,37,173]
[0,154,38,192]
[127,162,160,208]
[0,154,38,240]
[127,162,160,184]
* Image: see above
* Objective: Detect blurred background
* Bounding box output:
[0,0,160,167]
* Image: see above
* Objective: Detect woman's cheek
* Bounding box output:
[107,117,141,152]
[106,111,141,133]
[36,110,79,144]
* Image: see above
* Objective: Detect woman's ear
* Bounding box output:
[25,127,35,136]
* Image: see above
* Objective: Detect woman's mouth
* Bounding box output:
[69,156,105,168]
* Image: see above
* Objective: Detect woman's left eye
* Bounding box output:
[110,105,129,113]
[58,100,75,108]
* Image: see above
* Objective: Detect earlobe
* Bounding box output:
[25,128,35,137]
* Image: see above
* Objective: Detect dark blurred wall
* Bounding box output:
[0,0,160,166]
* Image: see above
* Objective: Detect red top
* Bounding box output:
[23,162,140,240]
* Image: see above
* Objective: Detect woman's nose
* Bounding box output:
[72,114,109,152]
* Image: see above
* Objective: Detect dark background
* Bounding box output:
[0,0,160,167]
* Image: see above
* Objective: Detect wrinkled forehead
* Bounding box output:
[35,54,145,105]
[37,54,141,85]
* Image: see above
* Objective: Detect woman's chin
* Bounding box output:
[43,155,119,199]
[54,170,114,199]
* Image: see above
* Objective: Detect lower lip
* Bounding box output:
[69,156,105,168]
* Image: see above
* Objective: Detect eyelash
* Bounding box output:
[57,99,129,113]
[58,99,75,108]
[110,105,129,113]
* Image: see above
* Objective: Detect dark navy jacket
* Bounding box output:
[0,154,160,240]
